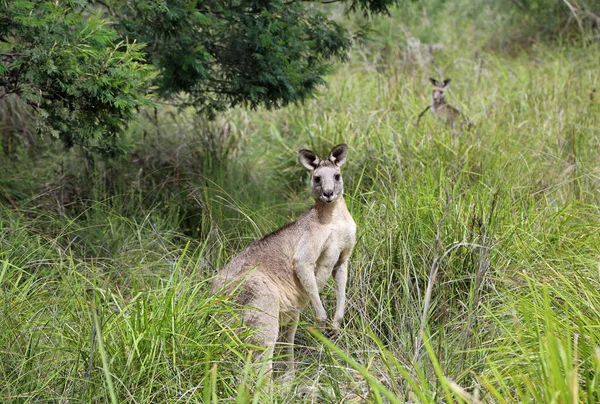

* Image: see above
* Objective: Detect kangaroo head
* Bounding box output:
[429,78,451,103]
[299,144,348,204]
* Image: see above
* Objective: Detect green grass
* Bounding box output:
[1,0,600,402]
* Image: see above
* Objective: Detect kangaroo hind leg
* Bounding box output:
[243,293,280,380]
[278,310,300,381]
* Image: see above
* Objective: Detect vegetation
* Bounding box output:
[1,0,395,154]
[1,0,600,402]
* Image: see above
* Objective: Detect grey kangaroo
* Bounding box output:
[418,78,471,129]
[212,144,356,380]
[429,78,468,127]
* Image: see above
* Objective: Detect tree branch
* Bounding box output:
[561,0,585,35]
[94,0,117,18]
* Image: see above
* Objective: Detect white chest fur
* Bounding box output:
[314,221,356,289]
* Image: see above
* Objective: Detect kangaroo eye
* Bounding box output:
[314,176,321,184]
[334,174,341,181]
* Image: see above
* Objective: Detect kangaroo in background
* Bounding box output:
[212,144,356,380]
[430,77,475,129]
[429,78,462,125]
[418,78,471,129]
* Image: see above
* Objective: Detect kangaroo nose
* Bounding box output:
[323,190,334,198]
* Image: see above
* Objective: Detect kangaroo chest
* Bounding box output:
[432,101,446,116]
[314,223,355,289]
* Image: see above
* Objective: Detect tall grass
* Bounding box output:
[1,0,600,402]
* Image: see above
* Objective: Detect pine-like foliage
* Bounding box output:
[0,1,153,155]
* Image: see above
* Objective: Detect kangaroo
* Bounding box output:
[212,144,356,380]
[428,78,468,128]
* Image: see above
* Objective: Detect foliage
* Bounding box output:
[499,0,600,40]
[0,1,153,155]
[1,0,399,154]
[106,0,350,113]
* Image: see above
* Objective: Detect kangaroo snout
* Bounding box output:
[322,190,334,202]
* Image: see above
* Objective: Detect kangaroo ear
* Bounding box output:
[429,78,439,86]
[443,78,451,87]
[299,149,321,170]
[328,143,348,167]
